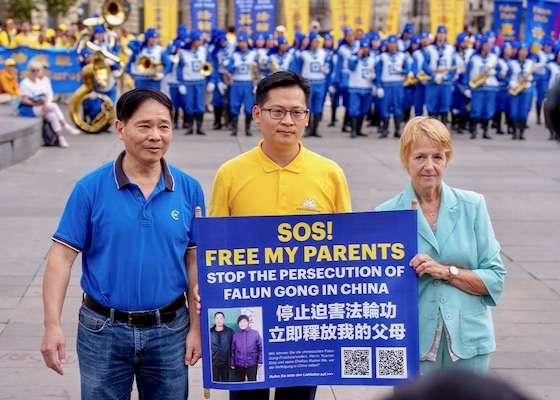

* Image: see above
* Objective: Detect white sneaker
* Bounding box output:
[64,124,81,135]
[58,136,69,148]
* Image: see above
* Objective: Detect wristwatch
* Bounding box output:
[445,266,459,284]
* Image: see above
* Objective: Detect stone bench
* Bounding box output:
[0,105,42,170]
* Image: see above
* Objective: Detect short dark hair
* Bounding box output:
[255,71,311,106]
[214,311,225,318]
[237,314,249,324]
[116,87,173,123]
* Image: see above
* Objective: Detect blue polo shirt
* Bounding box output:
[53,151,205,311]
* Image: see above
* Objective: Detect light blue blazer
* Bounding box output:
[376,182,506,360]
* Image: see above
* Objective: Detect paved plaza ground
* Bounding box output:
[0,107,559,399]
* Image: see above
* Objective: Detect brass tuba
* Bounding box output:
[102,0,130,28]
[137,54,163,77]
[200,61,213,77]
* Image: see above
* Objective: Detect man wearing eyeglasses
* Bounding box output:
[208,71,351,399]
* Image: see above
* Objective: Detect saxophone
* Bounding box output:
[509,65,539,96]
[469,62,499,89]
[403,71,432,87]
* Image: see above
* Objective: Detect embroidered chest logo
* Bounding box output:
[302,199,316,208]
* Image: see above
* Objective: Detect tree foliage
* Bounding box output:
[8,0,39,21]
[45,0,76,17]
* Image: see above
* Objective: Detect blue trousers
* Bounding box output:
[403,86,415,110]
[183,82,205,114]
[425,83,452,115]
[308,80,326,114]
[534,76,548,108]
[212,86,225,108]
[414,84,426,116]
[229,82,254,116]
[495,88,508,113]
[169,85,186,115]
[77,303,189,400]
[348,90,372,117]
[379,84,404,118]
[470,89,497,120]
[134,78,161,91]
[508,90,533,121]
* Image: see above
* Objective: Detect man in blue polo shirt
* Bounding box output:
[40,87,205,399]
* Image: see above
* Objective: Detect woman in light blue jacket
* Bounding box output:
[376,116,506,375]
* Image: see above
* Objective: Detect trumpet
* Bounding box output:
[200,62,213,77]
[137,55,163,77]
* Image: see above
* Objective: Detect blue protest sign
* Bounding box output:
[197,210,419,390]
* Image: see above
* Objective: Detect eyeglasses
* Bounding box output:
[260,107,309,120]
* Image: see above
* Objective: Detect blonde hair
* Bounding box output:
[399,116,454,169]
[27,59,44,72]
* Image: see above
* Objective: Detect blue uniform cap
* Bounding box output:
[144,28,158,40]
[456,32,468,44]
[92,24,106,34]
[542,37,553,47]
[323,33,333,40]
[370,31,381,40]
[80,47,93,58]
[437,25,447,34]
[237,32,249,42]
[511,41,521,49]
[421,32,431,39]
[474,33,483,42]
[265,33,274,40]
[277,36,288,45]
[387,35,398,43]
[360,39,370,48]
[308,31,319,41]
[190,30,202,42]
[295,31,306,41]
[479,36,490,46]
[254,33,265,41]
[411,34,421,44]
[403,23,414,34]
[343,27,353,35]
[485,29,496,38]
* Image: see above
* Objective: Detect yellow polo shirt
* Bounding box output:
[209,141,352,217]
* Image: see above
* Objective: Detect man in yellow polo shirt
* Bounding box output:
[208,70,351,400]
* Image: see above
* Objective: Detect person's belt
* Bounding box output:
[83,294,185,327]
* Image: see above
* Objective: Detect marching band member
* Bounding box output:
[366,31,383,128]
[507,42,535,140]
[463,36,500,139]
[208,29,233,130]
[177,30,208,135]
[493,42,512,135]
[88,24,119,103]
[333,27,359,132]
[403,35,420,123]
[165,25,189,128]
[398,23,414,52]
[452,32,473,134]
[531,38,552,125]
[225,32,259,136]
[127,28,169,90]
[267,36,297,72]
[411,32,431,118]
[375,35,408,138]
[347,39,375,138]
[422,25,457,124]
[296,32,331,137]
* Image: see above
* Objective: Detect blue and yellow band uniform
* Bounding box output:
[209,140,351,217]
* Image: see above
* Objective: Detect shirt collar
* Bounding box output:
[113,150,175,190]
[256,140,305,173]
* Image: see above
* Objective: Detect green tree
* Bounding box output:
[45,0,76,17]
[8,0,39,21]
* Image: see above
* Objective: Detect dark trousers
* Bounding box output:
[212,365,231,382]
[230,385,317,400]
[235,365,258,382]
